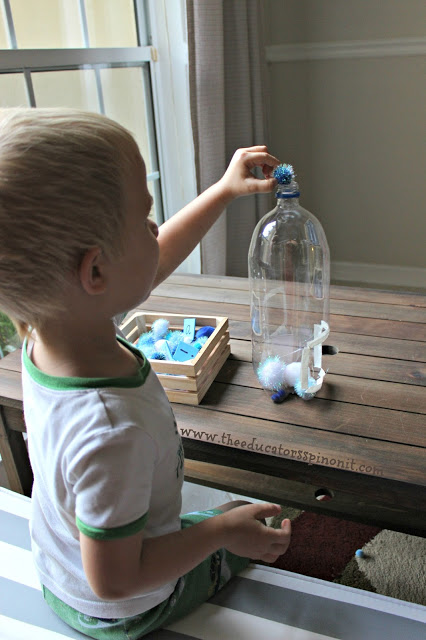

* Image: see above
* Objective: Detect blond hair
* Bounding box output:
[0,108,141,337]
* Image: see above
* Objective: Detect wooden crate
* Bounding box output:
[120,312,230,405]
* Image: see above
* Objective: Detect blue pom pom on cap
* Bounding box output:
[273,163,294,185]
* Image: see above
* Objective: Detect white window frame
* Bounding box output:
[147,0,199,274]
[0,0,200,274]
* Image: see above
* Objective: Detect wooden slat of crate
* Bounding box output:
[157,333,229,392]
[166,342,231,405]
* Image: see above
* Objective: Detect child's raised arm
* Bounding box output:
[80,501,290,601]
[152,146,279,287]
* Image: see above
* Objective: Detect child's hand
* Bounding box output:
[219,146,280,201]
[219,502,291,563]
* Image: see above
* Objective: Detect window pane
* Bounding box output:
[147,180,161,225]
[0,4,9,48]
[85,0,138,47]
[32,70,99,110]
[100,67,151,173]
[0,73,28,106]
[10,0,83,48]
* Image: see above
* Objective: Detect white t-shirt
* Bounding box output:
[22,336,185,618]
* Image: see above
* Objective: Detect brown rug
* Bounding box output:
[270,507,426,606]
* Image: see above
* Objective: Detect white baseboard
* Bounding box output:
[331,261,426,290]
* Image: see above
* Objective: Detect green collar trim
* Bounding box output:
[22,336,151,391]
[76,512,149,540]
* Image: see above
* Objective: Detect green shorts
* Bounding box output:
[43,509,250,640]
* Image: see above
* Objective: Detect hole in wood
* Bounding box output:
[315,488,334,501]
[322,345,339,355]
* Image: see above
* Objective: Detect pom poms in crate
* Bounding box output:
[135,317,215,362]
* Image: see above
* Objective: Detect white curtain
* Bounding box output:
[187,0,270,276]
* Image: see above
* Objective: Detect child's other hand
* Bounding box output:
[220,502,291,563]
[219,146,280,201]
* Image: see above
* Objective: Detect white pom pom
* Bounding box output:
[155,339,167,351]
[152,318,169,340]
[183,335,193,344]
[283,362,301,387]
[257,357,286,390]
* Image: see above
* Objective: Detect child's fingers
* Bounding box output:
[245,150,280,170]
[267,520,291,543]
[251,502,282,520]
[257,527,291,563]
[245,176,277,193]
[241,145,270,153]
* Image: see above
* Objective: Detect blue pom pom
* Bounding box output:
[138,343,155,359]
[167,330,184,354]
[151,318,169,340]
[136,331,154,350]
[195,326,215,339]
[355,549,365,558]
[151,351,166,360]
[192,341,204,351]
[294,376,316,400]
[271,389,288,403]
[273,163,294,185]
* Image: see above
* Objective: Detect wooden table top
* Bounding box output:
[0,274,425,534]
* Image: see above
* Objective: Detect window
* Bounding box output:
[0,0,199,271]
[0,0,165,221]
[0,0,199,359]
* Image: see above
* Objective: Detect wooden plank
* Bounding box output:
[228,321,426,362]
[2,406,26,433]
[229,339,426,386]
[142,297,426,342]
[166,274,426,307]
[0,368,23,406]
[216,360,426,414]
[175,403,426,486]
[183,459,426,536]
[3,342,422,412]
[330,285,426,307]
[196,382,425,447]
[0,407,32,496]
[153,283,426,323]
[0,348,21,371]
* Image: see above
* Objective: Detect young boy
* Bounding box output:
[0,108,291,638]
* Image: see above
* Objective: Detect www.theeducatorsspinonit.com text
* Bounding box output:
[179,428,384,477]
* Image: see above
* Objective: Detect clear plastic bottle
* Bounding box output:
[248,165,330,401]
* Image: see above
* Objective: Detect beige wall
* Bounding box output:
[264,0,426,286]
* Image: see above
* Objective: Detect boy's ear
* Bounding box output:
[79,247,108,295]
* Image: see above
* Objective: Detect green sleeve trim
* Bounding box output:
[76,512,149,540]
